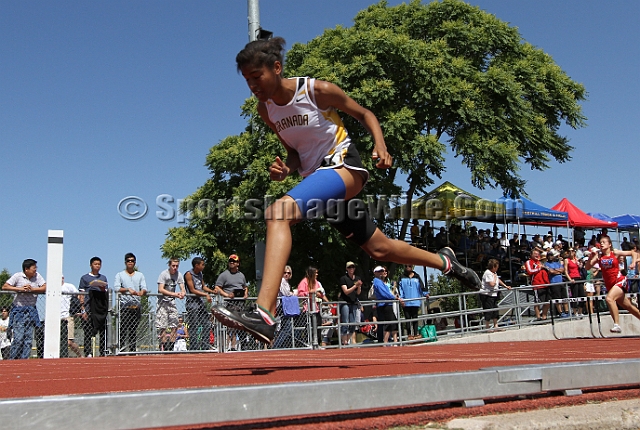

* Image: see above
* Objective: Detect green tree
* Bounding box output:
[429,273,478,313]
[0,268,13,308]
[162,0,586,297]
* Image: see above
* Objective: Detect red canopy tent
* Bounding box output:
[550,198,618,228]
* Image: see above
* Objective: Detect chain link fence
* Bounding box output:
[3,279,635,358]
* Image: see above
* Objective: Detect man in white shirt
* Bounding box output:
[2,259,46,359]
[114,253,147,353]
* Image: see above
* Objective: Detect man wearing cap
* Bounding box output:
[215,254,248,306]
[215,254,248,351]
[338,262,362,345]
[545,249,569,317]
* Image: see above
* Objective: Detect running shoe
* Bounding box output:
[610,324,622,333]
[211,305,276,344]
[438,247,482,290]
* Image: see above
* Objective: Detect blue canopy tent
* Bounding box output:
[612,214,640,244]
[496,196,568,223]
[587,212,616,224]
[612,214,640,230]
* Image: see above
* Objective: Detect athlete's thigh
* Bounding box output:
[608,285,625,302]
[286,168,346,218]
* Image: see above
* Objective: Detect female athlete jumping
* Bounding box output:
[212,37,480,343]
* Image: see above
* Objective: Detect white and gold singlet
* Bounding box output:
[265,77,368,179]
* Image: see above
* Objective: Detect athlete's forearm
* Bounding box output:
[360,110,387,152]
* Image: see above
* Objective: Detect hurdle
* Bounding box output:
[592,293,640,339]
[549,297,594,340]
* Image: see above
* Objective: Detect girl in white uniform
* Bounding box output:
[212,37,481,343]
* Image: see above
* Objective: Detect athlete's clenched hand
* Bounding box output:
[269,156,290,181]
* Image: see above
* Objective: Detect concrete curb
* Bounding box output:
[433,314,640,344]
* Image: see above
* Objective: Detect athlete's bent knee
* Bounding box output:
[363,238,393,260]
[265,197,300,225]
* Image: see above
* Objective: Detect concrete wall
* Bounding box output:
[434,314,640,344]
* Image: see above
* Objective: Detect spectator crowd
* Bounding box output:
[2,224,638,358]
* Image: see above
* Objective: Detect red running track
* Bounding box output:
[2,339,640,428]
[2,338,640,398]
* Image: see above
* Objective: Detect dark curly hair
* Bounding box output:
[236,37,286,72]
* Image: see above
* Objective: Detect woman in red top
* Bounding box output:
[564,248,585,317]
[586,236,640,333]
[525,248,550,320]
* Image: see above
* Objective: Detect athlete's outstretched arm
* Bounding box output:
[313,80,392,169]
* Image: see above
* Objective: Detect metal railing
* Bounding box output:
[0,276,636,358]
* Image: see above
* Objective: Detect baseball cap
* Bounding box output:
[373,266,385,273]
[345,261,356,269]
[228,254,240,262]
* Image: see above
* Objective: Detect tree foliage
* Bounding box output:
[0,268,13,308]
[428,272,478,313]
[161,0,586,296]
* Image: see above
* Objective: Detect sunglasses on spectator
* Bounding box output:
[126,259,136,263]
[284,271,291,274]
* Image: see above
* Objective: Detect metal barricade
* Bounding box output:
[272,296,312,350]
[550,297,593,339]
[114,292,215,355]
[7,276,638,358]
[592,292,640,339]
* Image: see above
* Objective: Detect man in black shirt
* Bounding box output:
[338,261,362,345]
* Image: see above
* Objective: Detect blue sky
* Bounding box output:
[1,0,638,289]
